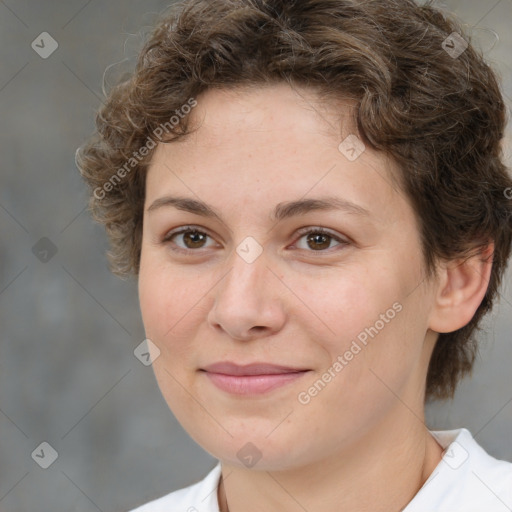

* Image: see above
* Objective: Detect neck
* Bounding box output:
[217,409,443,512]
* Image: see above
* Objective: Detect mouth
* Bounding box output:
[199,362,311,395]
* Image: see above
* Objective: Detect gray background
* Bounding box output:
[0,0,510,510]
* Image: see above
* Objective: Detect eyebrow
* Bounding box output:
[146,195,370,223]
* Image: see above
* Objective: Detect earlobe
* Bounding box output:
[428,243,494,334]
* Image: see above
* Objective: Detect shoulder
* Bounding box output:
[128,463,222,512]
[406,428,512,512]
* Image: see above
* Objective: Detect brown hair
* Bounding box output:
[76,0,512,400]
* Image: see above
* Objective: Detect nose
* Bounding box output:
[207,251,287,341]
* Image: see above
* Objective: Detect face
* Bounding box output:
[138,83,439,471]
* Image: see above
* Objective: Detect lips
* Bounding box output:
[200,362,310,395]
[202,362,308,375]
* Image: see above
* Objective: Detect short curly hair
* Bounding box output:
[76,0,512,400]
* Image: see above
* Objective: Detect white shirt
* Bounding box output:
[129,428,512,511]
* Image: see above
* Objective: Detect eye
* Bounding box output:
[292,227,349,252]
[162,226,218,252]
[162,226,349,255]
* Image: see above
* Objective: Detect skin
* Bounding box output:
[138,83,493,512]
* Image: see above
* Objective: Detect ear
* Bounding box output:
[428,243,494,334]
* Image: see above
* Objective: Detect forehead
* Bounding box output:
[145,84,411,226]
[185,83,360,147]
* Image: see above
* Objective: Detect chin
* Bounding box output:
[185,422,311,471]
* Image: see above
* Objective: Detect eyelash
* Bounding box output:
[161,225,350,255]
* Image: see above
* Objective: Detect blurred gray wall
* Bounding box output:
[0,1,510,510]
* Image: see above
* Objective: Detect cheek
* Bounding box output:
[138,255,198,350]
[139,240,187,319]
[293,263,425,386]
[138,254,224,372]
[138,257,209,416]
[287,268,400,354]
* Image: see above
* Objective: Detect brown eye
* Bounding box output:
[181,230,208,249]
[164,227,216,252]
[306,232,332,251]
[293,228,348,252]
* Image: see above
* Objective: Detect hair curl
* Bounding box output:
[76,0,512,400]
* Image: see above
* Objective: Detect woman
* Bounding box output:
[76,0,512,510]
